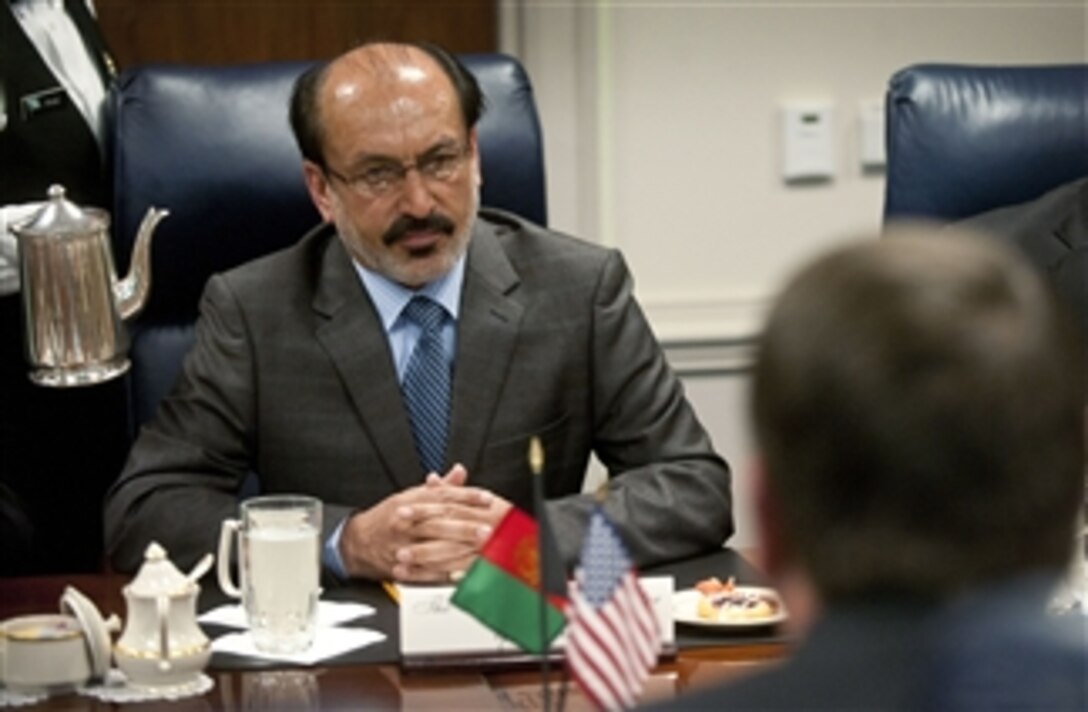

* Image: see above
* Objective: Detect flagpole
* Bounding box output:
[528,436,551,712]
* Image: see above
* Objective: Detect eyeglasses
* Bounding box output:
[325,142,470,198]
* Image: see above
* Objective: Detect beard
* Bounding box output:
[337,185,478,288]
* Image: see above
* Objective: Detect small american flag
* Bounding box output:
[565,506,662,711]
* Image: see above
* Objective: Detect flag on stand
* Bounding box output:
[451,506,568,653]
[565,506,662,711]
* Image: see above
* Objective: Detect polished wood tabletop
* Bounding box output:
[0,552,791,710]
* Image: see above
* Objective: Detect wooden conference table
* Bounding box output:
[0,549,791,710]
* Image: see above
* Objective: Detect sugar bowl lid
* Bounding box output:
[59,585,120,680]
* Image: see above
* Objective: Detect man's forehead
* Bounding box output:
[318,53,465,164]
[325,44,446,97]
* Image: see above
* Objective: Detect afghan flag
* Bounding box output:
[451,506,568,653]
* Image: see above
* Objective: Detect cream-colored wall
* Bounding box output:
[509,0,1086,341]
[501,0,1087,548]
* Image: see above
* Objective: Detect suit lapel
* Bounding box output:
[447,220,524,474]
[311,230,422,491]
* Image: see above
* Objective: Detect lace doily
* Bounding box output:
[79,669,213,703]
[0,688,49,708]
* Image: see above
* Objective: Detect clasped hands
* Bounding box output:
[339,464,511,583]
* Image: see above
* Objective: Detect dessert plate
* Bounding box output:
[673,586,787,628]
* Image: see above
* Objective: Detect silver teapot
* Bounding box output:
[12,185,168,387]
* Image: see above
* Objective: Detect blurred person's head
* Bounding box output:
[752,227,1086,604]
[289,42,485,288]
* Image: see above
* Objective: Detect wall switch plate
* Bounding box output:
[781,101,835,181]
[859,98,885,168]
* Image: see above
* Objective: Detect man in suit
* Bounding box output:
[1,0,124,574]
[658,229,1086,710]
[104,42,733,582]
[957,176,1087,342]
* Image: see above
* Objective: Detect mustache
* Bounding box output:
[383,213,456,245]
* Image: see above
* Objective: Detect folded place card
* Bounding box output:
[399,576,674,661]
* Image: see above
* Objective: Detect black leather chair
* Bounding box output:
[111,54,547,439]
[883,63,1087,223]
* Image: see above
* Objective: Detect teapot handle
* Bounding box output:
[217,518,243,598]
[157,594,171,672]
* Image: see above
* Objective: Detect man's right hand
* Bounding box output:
[338,464,502,582]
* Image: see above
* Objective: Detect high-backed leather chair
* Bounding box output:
[111,55,547,438]
[883,63,1087,223]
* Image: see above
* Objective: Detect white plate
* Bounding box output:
[673,587,787,628]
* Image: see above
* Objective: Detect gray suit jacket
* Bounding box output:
[958,176,1087,336]
[104,209,733,574]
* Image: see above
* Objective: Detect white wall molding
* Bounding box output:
[643,291,770,344]
[664,339,757,376]
[642,292,769,374]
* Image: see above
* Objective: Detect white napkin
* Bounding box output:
[211,626,386,666]
[198,600,374,629]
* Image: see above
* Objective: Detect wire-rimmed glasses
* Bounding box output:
[325,142,469,198]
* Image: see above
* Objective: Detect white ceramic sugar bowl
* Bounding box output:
[0,586,118,693]
[114,542,213,688]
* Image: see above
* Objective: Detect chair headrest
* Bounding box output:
[883,64,1088,222]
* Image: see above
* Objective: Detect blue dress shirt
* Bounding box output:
[323,254,466,578]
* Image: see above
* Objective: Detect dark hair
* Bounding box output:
[753,227,1086,601]
[415,42,485,131]
[288,61,329,168]
[288,42,485,170]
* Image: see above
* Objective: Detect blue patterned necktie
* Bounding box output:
[401,296,451,475]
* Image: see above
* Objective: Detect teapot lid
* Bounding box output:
[126,541,194,597]
[12,184,108,238]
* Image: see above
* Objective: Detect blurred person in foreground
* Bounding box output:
[104,41,732,582]
[656,227,1087,710]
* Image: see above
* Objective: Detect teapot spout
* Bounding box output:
[116,207,169,320]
